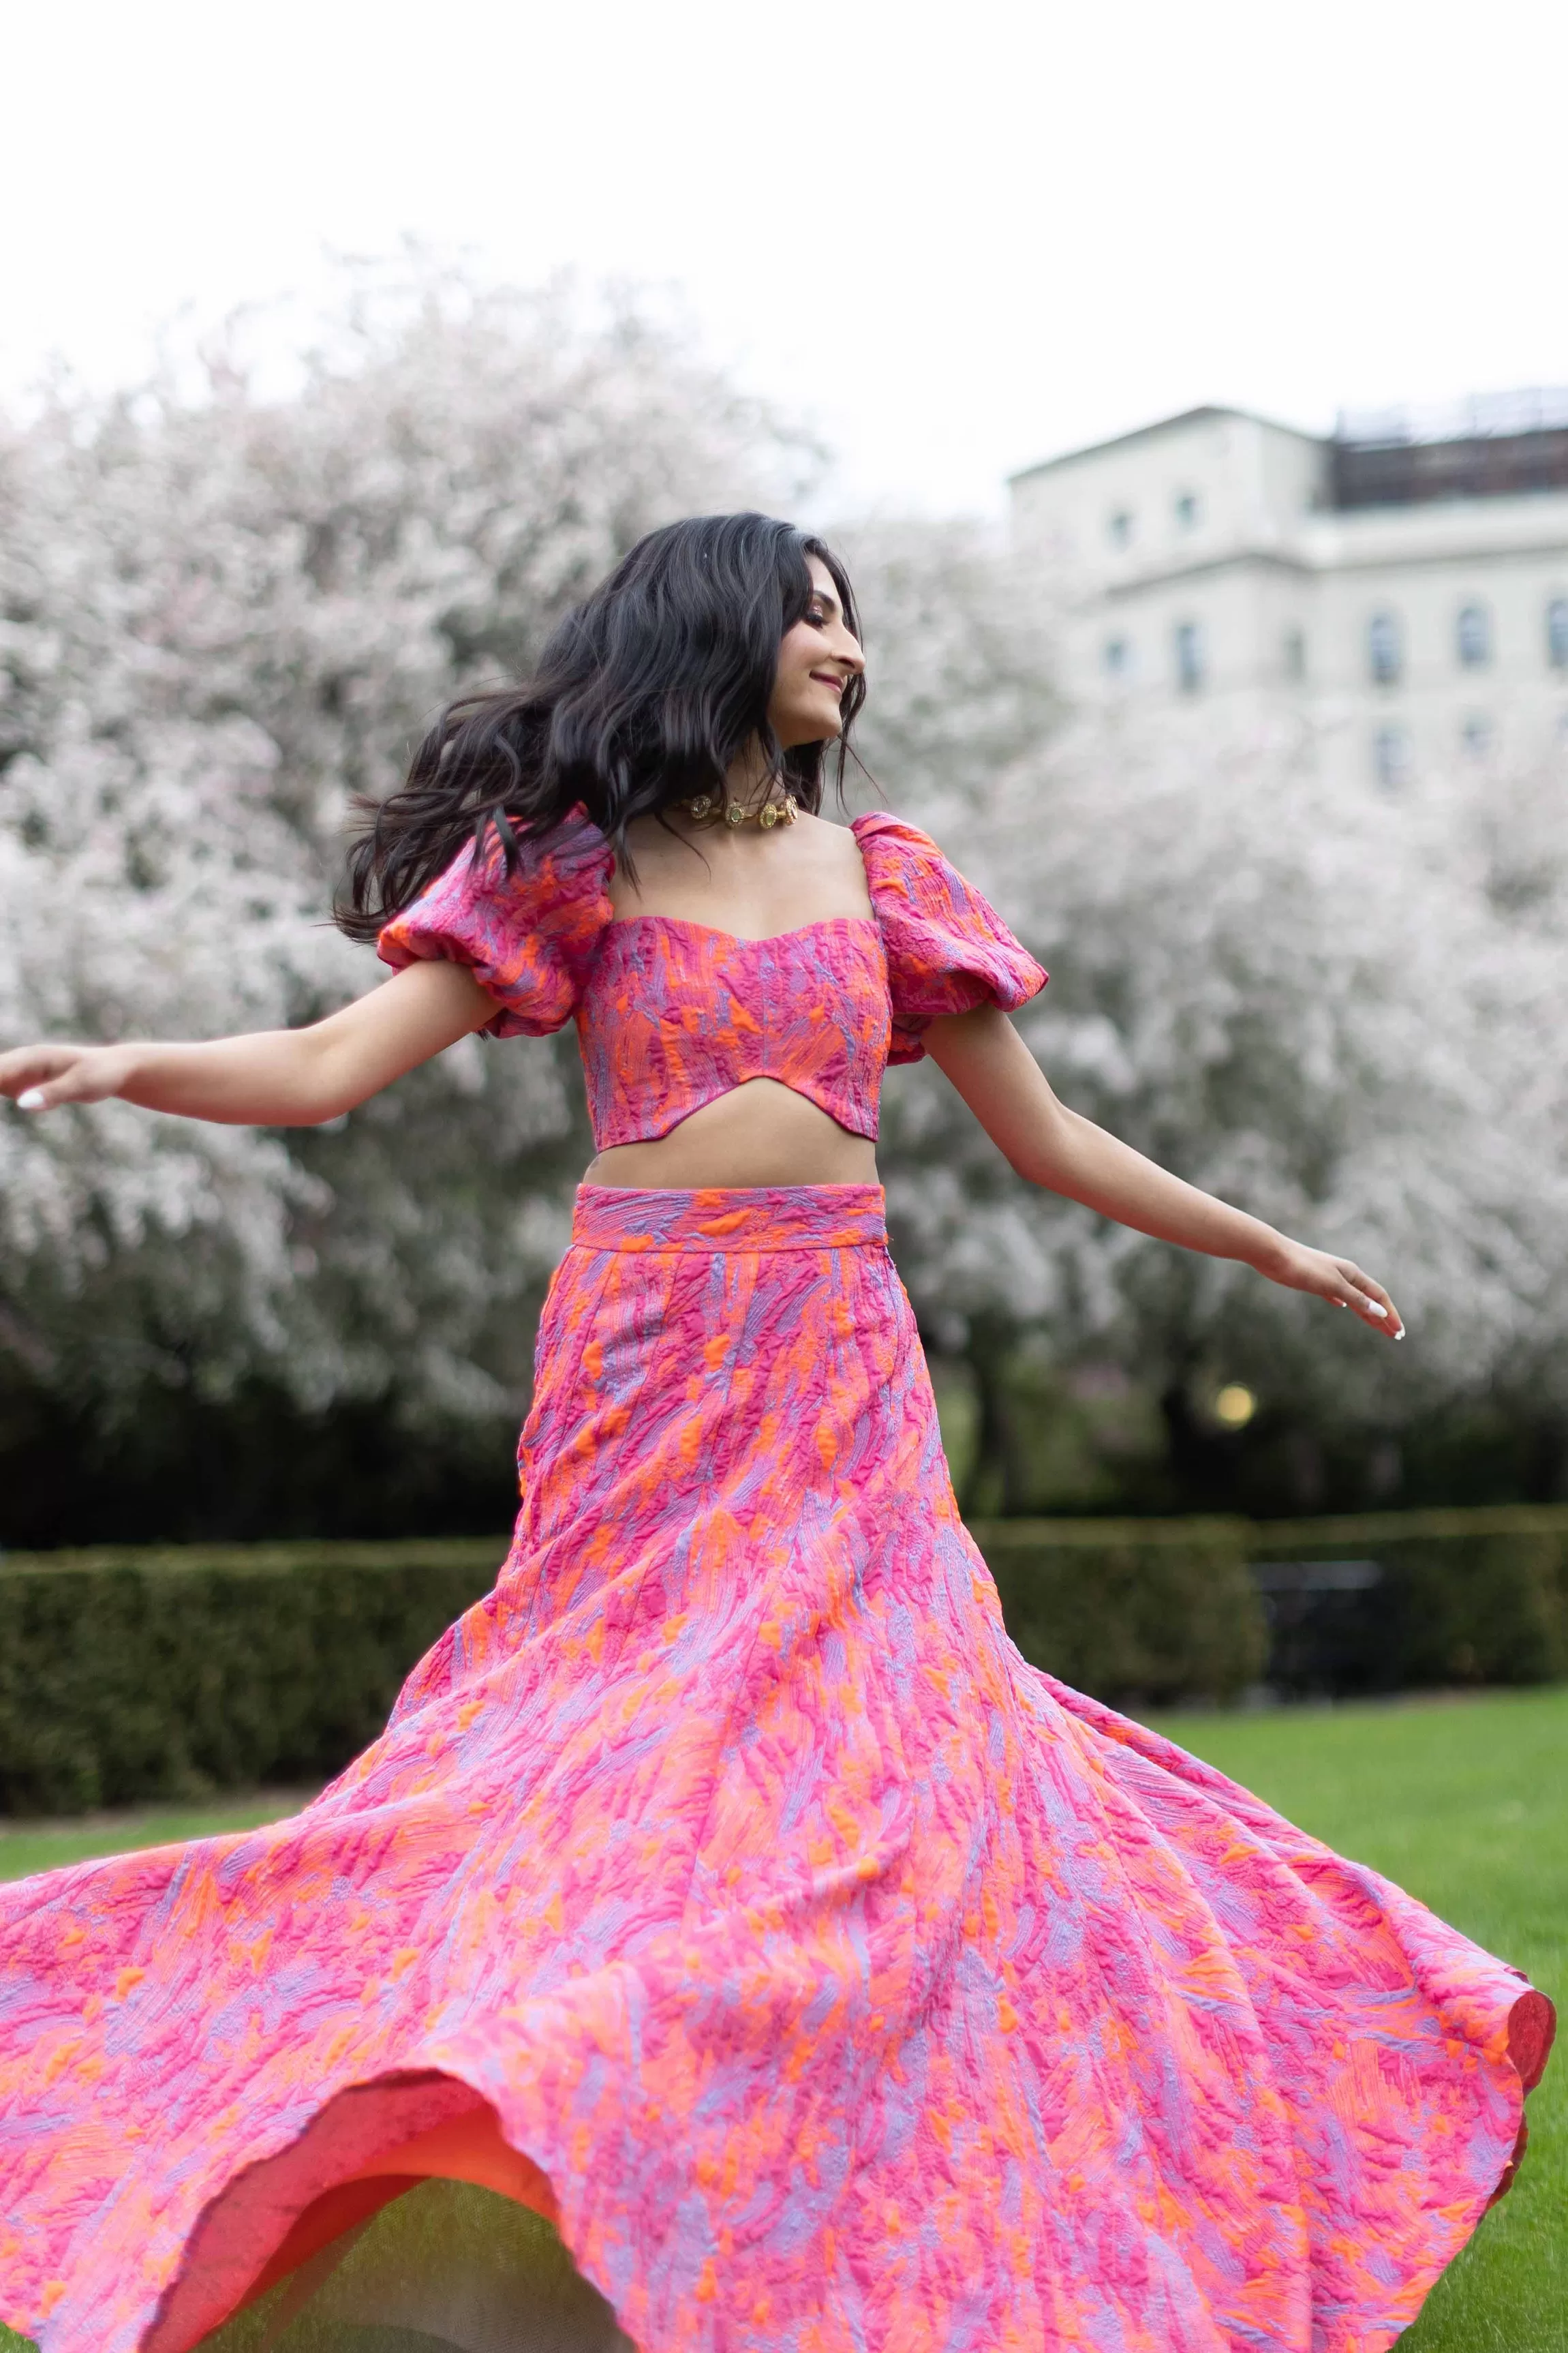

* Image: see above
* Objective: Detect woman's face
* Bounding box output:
[768,556,865,748]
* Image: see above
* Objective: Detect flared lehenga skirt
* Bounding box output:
[0,1183,1554,2353]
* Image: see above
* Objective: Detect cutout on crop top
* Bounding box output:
[378,810,1047,1150]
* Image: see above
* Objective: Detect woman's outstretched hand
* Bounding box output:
[924,1005,1409,1342]
[1254,1237,1405,1340]
[0,1044,140,1112]
[0,961,495,1127]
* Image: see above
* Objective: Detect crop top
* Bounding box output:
[377,809,1047,1151]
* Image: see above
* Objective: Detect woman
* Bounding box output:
[0,513,1551,2353]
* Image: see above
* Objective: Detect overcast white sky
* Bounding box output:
[4,0,1565,514]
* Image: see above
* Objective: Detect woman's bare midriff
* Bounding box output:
[585,1078,878,1191]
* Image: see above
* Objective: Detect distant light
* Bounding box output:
[1214,1384,1257,1429]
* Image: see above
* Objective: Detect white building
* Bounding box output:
[1009,392,1568,787]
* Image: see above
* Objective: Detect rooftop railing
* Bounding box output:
[1329,391,1568,508]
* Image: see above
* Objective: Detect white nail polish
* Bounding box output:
[16,1088,45,1111]
[1393,1327,1406,1341]
[1362,1301,1388,1318]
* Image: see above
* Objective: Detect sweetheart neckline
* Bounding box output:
[602,913,882,950]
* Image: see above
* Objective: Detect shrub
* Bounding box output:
[1244,1506,1568,1695]
[973,1516,1265,1706]
[0,1540,503,1816]
[3,1509,1565,1818]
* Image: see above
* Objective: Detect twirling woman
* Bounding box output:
[0,514,1552,2353]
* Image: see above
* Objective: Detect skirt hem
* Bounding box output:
[154,1973,1556,2353]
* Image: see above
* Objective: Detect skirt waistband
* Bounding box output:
[571,1183,888,1254]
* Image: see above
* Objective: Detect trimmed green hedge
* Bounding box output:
[977,1516,1265,1707]
[3,1508,1565,1817]
[0,1539,502,1817]
[1244,1505,1568,1693]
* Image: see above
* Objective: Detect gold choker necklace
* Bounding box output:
[682,790,800,832]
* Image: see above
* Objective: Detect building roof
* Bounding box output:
[1007,405,1319,486]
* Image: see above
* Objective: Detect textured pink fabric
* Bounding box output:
[377,813,617,1039]
[0,1185,1551,2353]
[572,917,893,1147]
[849,811,1049,1061]
[375,810,1047,1146]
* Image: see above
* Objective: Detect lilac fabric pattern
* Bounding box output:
[376,810,1048,1147]
[849,811,1049,1061]
[378,812,617,1039]
[0,1185,1551,2353]
[0,810,1551,2353]
[573,915,895,1146]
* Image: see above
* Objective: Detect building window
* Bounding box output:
[1173,620,1205,694]
[1103,637,1133,681]
[1456,603,1491,667]
[1282,626,1307,682]
[1547,598,1568,669]
[1461,713,1493,759]
[1107,509,1134,549]
[1173,490,1200,531]
[1372,725,1411,789]
[1367,611,1402,687]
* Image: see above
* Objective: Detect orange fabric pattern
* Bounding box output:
[0,1184,1552,2353]
[378,811,617,1041]
[376,810,1048,1148]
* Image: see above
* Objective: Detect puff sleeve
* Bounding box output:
[852,810,1047,1063]
[376,810,615,1037]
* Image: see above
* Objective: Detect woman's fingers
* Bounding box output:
[0,1049,70,1106]
[1330,1260,1405,1340]
[1,1047,111,1111]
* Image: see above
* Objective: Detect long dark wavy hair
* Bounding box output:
[339,512,865,941]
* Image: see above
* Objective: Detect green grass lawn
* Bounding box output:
[1155,1688,1567,2352]
[0,1789,318,1885]
[0,1690,1561,2350]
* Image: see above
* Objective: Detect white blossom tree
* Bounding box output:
[0,264,814,1493]
[3,283,1565,1535]
[844,537,1568,1502]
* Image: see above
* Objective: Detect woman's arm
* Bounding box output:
[925,1004,1404,1339]
[0,959,496,1126]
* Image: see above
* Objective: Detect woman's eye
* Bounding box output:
[806,607,827,628]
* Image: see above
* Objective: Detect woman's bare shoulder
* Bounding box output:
[795,810,876,908]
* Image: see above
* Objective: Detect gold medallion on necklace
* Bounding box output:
[681,790,799,830]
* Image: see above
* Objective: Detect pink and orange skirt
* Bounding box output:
[0,1185,1554,2353]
